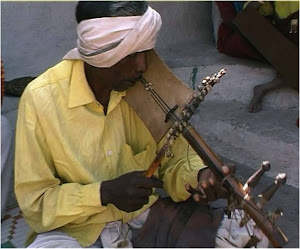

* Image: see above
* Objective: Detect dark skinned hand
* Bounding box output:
[101,171,164,212]
[185,164,236,203]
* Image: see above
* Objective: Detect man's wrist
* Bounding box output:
[100,180,111,206]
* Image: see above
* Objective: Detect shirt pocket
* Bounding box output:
[116,143,155,176]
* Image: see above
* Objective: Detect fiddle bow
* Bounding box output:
[140,69,288,248]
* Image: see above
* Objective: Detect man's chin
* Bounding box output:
[116,84,135,92]
[114,80,138,92]
[125,81,137,90]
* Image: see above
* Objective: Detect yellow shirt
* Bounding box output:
[15,59,205,247]
[274,1,299,19]
[244,1,299,19]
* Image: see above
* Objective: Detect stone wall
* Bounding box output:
[1,1,213,80]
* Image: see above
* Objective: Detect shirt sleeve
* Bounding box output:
[158,134,206,202]
[14,89,118,233]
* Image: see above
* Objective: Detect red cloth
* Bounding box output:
[216,2,262,60]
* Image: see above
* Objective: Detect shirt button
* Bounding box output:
[107,150,113,156]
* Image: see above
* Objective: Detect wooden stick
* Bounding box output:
[144,143,169,178]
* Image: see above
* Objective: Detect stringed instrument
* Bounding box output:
[124,50,288,248]
[140,70,288,248]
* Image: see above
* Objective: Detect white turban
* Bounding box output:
[63,6,162,68]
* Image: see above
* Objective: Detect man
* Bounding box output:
[15,2,230,248]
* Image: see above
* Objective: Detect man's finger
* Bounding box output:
[185,184,207,202]
[200,184,217,202]
[185,183,198,195]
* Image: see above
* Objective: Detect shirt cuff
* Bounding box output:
[80,182,102,207]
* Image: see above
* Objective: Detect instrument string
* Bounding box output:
[140,77,179,123]
[139,77,276,227]
[238,208,254,237]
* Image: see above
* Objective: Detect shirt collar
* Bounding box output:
[68,60,95,108]
[107,90,126,114]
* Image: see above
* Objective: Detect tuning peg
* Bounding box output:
[167,136,174,146]
[202,79,208,85]
[193,92,203,101]
[243,161,271,194]
[185,111,191,119]
[210,76,216,83]
[257,173,287,208]
[198,86,204,92]
[266,208,284,224]
[205,84,212,91]
[181,109,191,121]
[174,122,183,133]
[213,78,220,84]
[165,147,174,158]
[174,121,180,129]
[200,88,208,97]
[191,96,200,107]
[219,68,227,76]
[169,127,175,135]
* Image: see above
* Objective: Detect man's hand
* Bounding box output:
[101,171,164,212]
[185,164,235,202]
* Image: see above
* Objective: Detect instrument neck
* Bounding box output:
[181,124,228,186]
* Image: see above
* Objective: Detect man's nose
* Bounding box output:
[136,52,148,74]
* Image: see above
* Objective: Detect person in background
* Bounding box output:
[215,1,298,114]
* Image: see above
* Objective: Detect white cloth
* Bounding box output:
[28,231,90,248]
[100,209,150,248]
[215,209,269,248]
[100,221,133,248]
[27,209,150,248]
[1,115,14,218]
[28,207,269,248]
[63,6,161,68]
[211,2,223,46]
